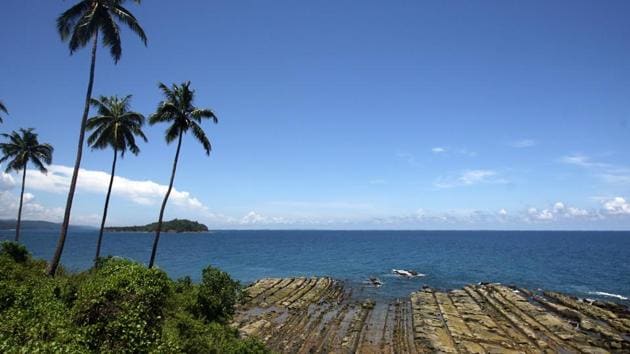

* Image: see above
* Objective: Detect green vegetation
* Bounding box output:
[0,129,54,242]
[106,219,209,233]
[48,0,148,276]
[148,82,218,268]
[86,95,147,266]
[0,242,270,353]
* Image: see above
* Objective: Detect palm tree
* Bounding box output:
[86,95,147,266]
[148,82,218,268]
[0,129,53,242]
[48,0,147,276]
[0,100,7,123]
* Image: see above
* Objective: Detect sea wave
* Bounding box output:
[587,291,628,301]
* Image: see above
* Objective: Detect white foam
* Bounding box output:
[587,291,628,301]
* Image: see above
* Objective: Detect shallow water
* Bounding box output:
[1,229,629,303]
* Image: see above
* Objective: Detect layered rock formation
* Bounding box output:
[234,277,630,353]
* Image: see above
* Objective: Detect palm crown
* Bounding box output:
[87,95,147,156]
[149,82,218,154]
[57,0,147,62]
[0,129,53,173]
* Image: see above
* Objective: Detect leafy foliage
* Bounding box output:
[0,248,270,353]
[86,95,147,156]
[149,81,218,154]
[57,0,147,62]
[72,258,170,353]
[0,128,53,173]
[196,266,243,323]
[0,246,85,352]
[0,241,29,263]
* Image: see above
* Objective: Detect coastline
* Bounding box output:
[235,277,630,352]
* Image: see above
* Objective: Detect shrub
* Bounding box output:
[0,257,86,352]
[72,258,171,353]
[0,248,270,353]
[162,312,270,354]
[0,241,29,263]
[195,265,242,323]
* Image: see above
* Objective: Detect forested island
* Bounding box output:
[105,219,209,233]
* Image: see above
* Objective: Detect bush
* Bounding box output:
[0,253,86,352]
[162,312,269,354]
[72,258,171,353]
[0,249,269,353]
[196,265,242,323]
[0,241,29,263]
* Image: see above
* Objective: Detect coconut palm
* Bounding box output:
[147,82,217,268]
[48,0,147,276]
[86,95,147,266]
[0,129,53,242]
[0,100,7,123]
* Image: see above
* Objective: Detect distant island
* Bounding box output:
[0,219,93,231]
[105,219,209,233]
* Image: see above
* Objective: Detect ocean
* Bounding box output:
[1,229,629,304]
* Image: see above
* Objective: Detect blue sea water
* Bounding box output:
[1,229,629,303]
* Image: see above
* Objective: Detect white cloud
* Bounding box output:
[0,172,16,191]
[239,211,290,225]
[510,139,536,148]
[603,197,630,215]
[25,164,205,210]
[0,191,64,222]
[460,170,496,184]
[560,154,630,185]
[435,169,505,188]
[429,147,476,157]
[553,202,565,212]
[526,201,590,221]
[566,207,589,217]
[498,208,508,216]
[561,154,600,168]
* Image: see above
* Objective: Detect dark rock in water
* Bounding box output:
[235,277,630,353]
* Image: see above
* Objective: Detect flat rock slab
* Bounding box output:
[234,278,630,353]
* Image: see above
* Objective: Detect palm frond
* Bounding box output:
[110,4,147,45]
[86,94,146,154]
[190,108,218,123]
[151,81,218,155]
[68,6,99,54]
[0,129,52,173]
[59,0,146,62]
[189,121,211,155]
[164,124,181,144]
[30,156,48,174]
[100,10,123,62]
[57,0,92,40]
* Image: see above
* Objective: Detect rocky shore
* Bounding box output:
[233,277,630,353]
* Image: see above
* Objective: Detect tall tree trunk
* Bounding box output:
[15,165,27,242]
[94,146,117,267]
[47,33,98,276]
[149,131,183,268]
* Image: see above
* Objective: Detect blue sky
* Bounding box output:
[1,0,630,229]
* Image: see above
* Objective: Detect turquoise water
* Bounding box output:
[1,229,629,303]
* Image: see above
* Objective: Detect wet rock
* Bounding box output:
[234,277,630,353]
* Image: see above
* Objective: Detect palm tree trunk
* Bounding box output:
[47,33,98,277]
[149,131,183,268]
[15,165,27,242]
[94,146,117,267]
